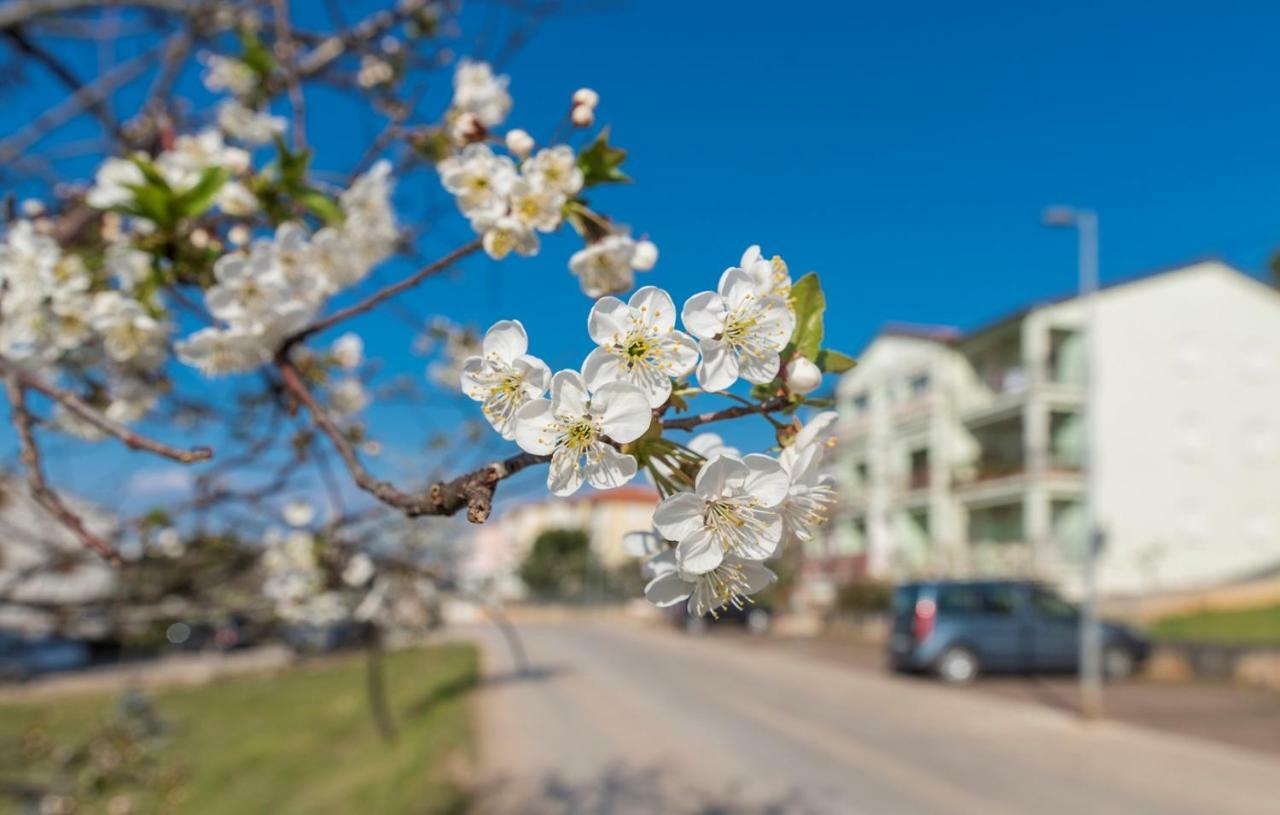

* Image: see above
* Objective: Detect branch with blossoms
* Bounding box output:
[0,0,862,625]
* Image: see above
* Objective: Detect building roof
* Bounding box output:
[860,258,1268,356]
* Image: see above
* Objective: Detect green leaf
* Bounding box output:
[788,272,826,361]
[576,127,631,187]
[173,167,229,219]
[130,157,172,192]
[238,29,275,79]
[816,348,857,374]
[297,189,344,225]
[273,136,313,192]
[120,183,174,228]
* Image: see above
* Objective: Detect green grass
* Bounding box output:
[0,643,479,814]
[1149,604,1280,645]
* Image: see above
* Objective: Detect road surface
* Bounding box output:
[464,620,1279,814]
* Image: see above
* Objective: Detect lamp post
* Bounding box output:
[1043,205,1102,719]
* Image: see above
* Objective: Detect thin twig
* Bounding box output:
[3,27,124,143]
[276,356,546,522]
[5,373,118,562]
[0,356,212,463]
[272,0,307,148]
[660,395,792,432]
[286,238,483,344]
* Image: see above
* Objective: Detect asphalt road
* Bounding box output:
[465,621,1280,815]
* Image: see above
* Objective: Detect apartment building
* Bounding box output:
[806,260,1280,602]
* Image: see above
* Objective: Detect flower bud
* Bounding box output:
[785,356,823,395]
[505,128,534,158]
[570,104,595,128]
[228,224,250,246]
[631,239,658,271]
[452,111,486,144]
[572,87,599,109]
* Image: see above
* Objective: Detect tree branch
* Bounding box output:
[5,373,119,562]
[276,356,546,523]
[0,0,189,31]
[0,356,213,463]
[285,237,483,344]
[660,395,792,432]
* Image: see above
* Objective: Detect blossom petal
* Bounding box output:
[550,369,588,417]
[483,319,527,363]
[695,454,748,499]
[718,267,757,310]
[644,548,678,577]
[514,354,552,396]
[548,446,586,496]
[628,286,676,332]
[696,338,738,392]
[512,398,557,455]
[653,492,704,542]
[661,332,701,379]
[587,296,631,346]
[737,558,777,593]
[676,527,724,574]
[586,443,638,490]
[795,410,839,452]
[681,291,726,340]
[644,572,690,607]
[459,357,488,400]
[737,350,781,385]
[581,346,622,393]
[593,382,652,443]
[743,453,789,507]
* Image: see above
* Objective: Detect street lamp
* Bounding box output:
[1042,205,1103,720]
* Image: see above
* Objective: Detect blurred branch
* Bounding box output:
[4,372,118,562]
[286,237,483,344]
[0,355,213,463]
[0,0,189,31]
[276,356,547,522]
[3,26,123,142]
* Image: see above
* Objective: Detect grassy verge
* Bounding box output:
[1149,604,1280,645]
[0,643,478,814]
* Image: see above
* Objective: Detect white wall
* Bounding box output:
[1046,263,1280,595]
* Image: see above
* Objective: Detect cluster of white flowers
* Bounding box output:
[437,59,658,296]
[86,128,257,216]
[459,243,840,616]
[260,505,386,626]
[0,220,172,431]
[448,58,512,142]
[439,142,580,260]
[639,412,838,616]
[175,161,398,375]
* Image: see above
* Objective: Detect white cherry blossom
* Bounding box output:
[681,266,796,392]
[85,158,145,210]
[643,549,776,618]
[581,286,698,407]
[568,234,648,297]
[778,412,839,545]
[652,453,789,574]
[217,99,286,144]
[460,320,551,439]
[331,333,364,369]
[521,145,583,197]
[90,292,168,365]
[451,58,512,128]
[738,244,792,301]
[513,370,651,496]
[439,144,517,222]
[477,214,538,260]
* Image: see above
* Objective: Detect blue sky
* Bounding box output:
[11,0,1280,513]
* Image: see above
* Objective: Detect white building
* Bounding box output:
[808,261,1280,602]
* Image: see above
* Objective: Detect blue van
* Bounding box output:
[887,580,1150,684]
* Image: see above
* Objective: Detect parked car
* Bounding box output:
[0,632,92,682]
[887,580,1150,684]
[670,602,773,635]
